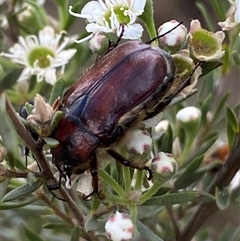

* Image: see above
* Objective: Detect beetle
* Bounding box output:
[50,40,179,198]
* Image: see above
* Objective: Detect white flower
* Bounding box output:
[105,211,135,241]
[1,26,76,85]
[69,0,146,43]
[125,130,152,155]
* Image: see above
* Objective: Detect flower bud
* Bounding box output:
[89,32,109,55]
[125,130,152,155]
[27,94,54,136]
[176,106,201,123]
[176,106,201,137]
[158,20,187,53]
[105,211,135,241]
[188,19,225,61]
[151,152,178,179]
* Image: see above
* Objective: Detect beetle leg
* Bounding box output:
[106,149,153,180]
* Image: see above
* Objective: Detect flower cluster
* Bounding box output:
[69,0,146,43]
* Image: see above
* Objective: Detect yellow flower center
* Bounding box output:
[28,47,55,68]
[104,5,130,27]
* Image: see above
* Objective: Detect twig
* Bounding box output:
[178,133,240,241]
[36,190,75,225]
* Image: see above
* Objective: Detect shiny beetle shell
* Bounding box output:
[51,41,175,175]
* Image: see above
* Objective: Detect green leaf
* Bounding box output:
[24,102,35,115]
[137,220,164,241]
[211,92,229,125]
[200,61,223,77]
[0,197,38,210]
[183,155,204,173]
[226,106,239,133]
[200,94,212,125]
[195,2,214,31]
[174,171,205,190]
[84,215,98,232]
[50,111,63,132]
[70,225,80,241]
[0,95,20,168]
[226,120,236,149]
[49,78,65,105]
[138,0,156,42]
[0,179,9,200]
[24,226,44,241]
[0,68,23,90]
[2,179,45,202]
[43,223,70,229]
[215,186,231,210]
[185,134,218,163]
[142,191,200,206]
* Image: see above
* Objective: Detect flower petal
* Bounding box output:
[120,23,143,39]
[131,0,146,15]
[39,26,55,46]
[43,68,57,85]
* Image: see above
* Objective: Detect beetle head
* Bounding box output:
[51,114,100,175]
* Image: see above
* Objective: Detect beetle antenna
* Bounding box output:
[146,20,186,44]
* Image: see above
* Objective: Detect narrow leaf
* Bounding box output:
[2,179,45,202]
[0,68,23,90]
[0,197,38,210]
[226,106,239,133]
[174,171,204,190]
[84,215,98,232]
[211,92,229,125]
[49,78,65,105]
[24,226,44,241]
[137,220,164,241]
[142,191,200,206]
[70,225,80,241]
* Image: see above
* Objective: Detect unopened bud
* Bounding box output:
[158,20,187,53]
[125,130,152,155]
[151,152,178,179]
[27,94,54,136]
[89,32,109,55]
[105,211,135,241]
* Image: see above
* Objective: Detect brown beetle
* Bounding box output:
[50,40,178,197]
